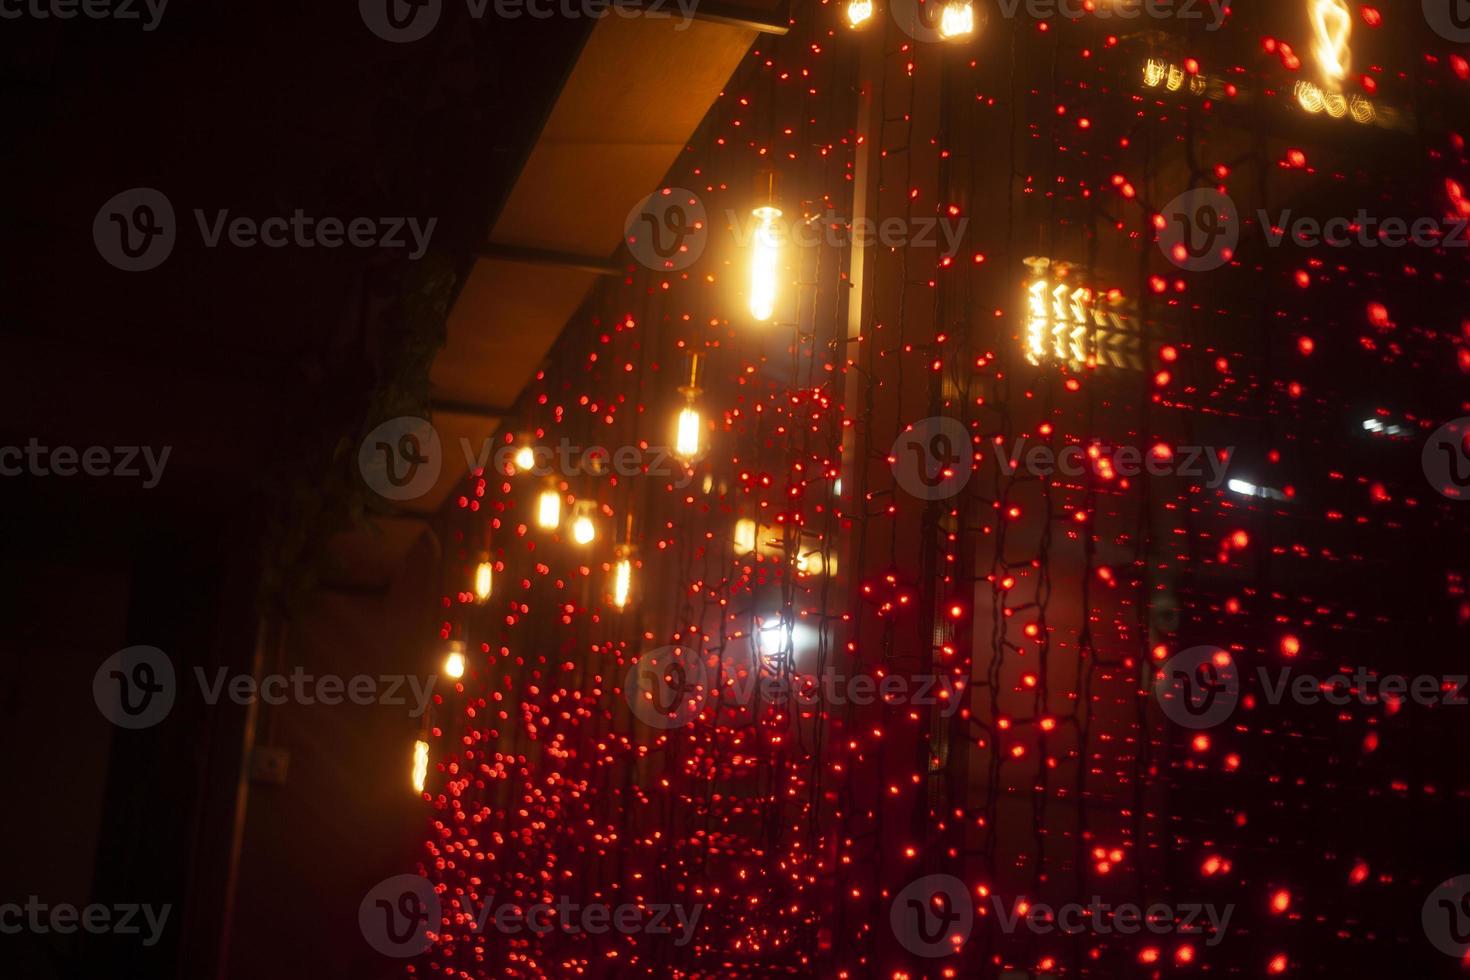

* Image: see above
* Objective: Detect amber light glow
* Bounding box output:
[536,489,561,529]
[749,205,782,321]
[412,739,429,794]
[613,558,632,609]
[676,406,701,460]
[443,641,466,679]
[474,560,492,601]
[938,0,974,38]
[1309,0,1352,87]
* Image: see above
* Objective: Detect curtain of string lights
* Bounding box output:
[409,2,1470,976]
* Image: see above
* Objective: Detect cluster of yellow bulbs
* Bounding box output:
[505,450,636,612]
[845,0,976,38]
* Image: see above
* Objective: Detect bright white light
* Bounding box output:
[833,477,843,496]
[1362,417,1408,437]
[613,559,632,610]
[749,206,782,322]
[755,617,787,668]
[536,490,561,530]
[1228,478,1288,502]
[572,515,596,545]
[753,615,821,668]
[514,446,536,472]
[939,0,974,38]
[676,405,702,460]
[412,739,430,794]
[846,0,872,26]
[474,561,492,601]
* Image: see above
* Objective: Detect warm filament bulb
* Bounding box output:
[412,739,429,794]
[1310,0,1351,86]
[536,489,561,529]
[613,558,632,609]
[749,205,782,321]
[939,0,974,38]
[474,561,492,601]
[676,405,702,460]
[572,515,595,545]
[846,0,872,26]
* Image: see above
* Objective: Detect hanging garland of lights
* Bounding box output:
[400,2,1470,977]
